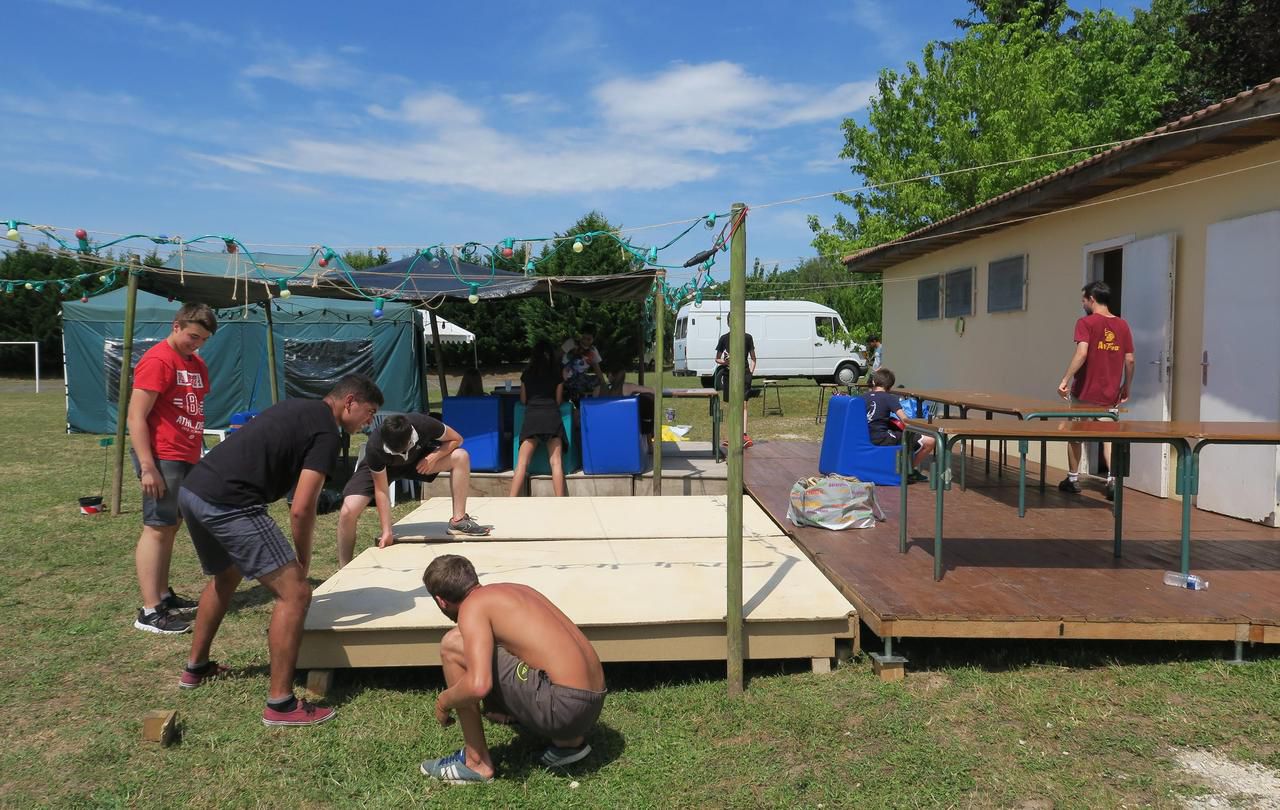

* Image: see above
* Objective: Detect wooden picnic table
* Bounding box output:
[664,388,724,462]
[895,387,1119,488]
[900,418,1280,581]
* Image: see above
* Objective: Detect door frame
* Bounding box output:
[1077,234,1136,477]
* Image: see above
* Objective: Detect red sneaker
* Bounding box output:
[178,660,230,689]
[742,434,754,448]
[262,699,336,727]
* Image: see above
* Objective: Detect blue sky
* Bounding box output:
[4,0,1132,286]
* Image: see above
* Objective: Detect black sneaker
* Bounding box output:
[1058,477,1082,494]
[1105,480,1115,502]
[162,588,198,616]
[134,607,191,635]
[906,470,928,484]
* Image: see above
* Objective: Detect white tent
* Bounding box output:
[419,311,477,367]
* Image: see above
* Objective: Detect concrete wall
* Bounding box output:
[878,140,1280,478]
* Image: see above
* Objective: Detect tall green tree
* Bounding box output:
[1147,0,1280,117]
[809,2,1187,258]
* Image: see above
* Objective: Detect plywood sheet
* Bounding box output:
[392,495,784,541]
[305,534,853,633]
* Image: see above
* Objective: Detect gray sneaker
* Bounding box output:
[539,743,591,768]
[447,515,491,537]
[420,750,494,784]
[134,607,190,635]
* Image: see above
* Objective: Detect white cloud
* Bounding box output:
[39,0,232,45]
[195,62,874,196]
[243,55,352,91]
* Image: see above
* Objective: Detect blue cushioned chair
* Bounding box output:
[818,395,902,486]
[442,396,504,472]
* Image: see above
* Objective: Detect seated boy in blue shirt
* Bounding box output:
[865,368,935,482]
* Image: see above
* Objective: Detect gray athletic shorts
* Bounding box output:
[130,451,193,527]
[483,646,606,742]
[177,488,296,580]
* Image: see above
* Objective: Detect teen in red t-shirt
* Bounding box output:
[127,302,217,634]
[1056,281,1135,500]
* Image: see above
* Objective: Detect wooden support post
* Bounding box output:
[652,270,665,496]
[429,311,449,399]
[142,709,179,745]
[810,657,832,675]
[870,653,908,682]
[110,265,140,516]
[726,202,746,696]
[305,669,334,701]
[262,300,280,405]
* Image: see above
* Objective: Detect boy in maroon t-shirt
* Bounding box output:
[128,303,217,634]
[1056,281,1135,500]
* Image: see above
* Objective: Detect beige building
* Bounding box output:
[843,78,1280,525]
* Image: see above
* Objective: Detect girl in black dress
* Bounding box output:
[509,340,567,497]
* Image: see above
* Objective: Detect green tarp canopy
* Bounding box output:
[136,250,655,305]
[62,287,422,434]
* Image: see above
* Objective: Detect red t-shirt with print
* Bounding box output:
[132,340,210,463]
[1070,313,1134,406]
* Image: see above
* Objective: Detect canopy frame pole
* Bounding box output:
[262,299,280,405]
[110,264,140,516]
[726,202,746,696]
[652,270,665,496]
[429,310,449,398]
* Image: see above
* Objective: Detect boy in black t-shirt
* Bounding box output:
[336,412,488,567]
[865,368,935,482]
[714,329,757,448]
[176,374,384,728]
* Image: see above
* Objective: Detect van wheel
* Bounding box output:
[836,363,862,386]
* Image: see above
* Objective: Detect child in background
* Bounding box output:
[456,368,485,397]
[865,368,935,482]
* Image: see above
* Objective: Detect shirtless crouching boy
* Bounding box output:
[420,554,607,784]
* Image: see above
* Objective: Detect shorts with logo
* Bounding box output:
[130,450,193,527]
[177,488,296,581]
[483,646,606,742]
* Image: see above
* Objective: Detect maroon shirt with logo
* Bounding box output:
[1070,313,1134,406]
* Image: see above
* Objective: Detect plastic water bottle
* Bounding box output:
[1163,571,1209,590]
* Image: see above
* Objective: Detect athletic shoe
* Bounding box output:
[162,588,198,615]
[134,607,190,635]
[447,516,491,537]
[262,699,336,727]
[1058,477,1082,494]
[742,434,754,448]
[1105,480,1116,502]
[179,660,230,689]
[539,743,592,768]
[420,750,494,784]
[906,470,928,484]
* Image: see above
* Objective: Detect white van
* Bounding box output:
[672,300,867,388]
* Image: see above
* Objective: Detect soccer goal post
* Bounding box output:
[0,341,40,393]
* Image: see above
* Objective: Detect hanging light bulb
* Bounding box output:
[80,295,89,303]
[24,282,34,290]
[500,238,514,259]
[372,296,385,318]
[467,283,480,305]
[572,238,584,253]
[6,227,21,242]
[278,280,291,299]
[223,238,237,254]
[524,260,536,273]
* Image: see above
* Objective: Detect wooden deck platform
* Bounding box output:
[744,441,1280,648]
[298,496,857,673]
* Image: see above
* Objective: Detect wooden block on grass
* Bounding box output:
[142,709,179,746]
[870,653,907,682]
[305,669,334,701]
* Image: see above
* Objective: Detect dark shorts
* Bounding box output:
[717,371,754,402]
[130,451,193,527]
[177,488,295,580]
[484,646,606,742]
[873,433,925,454]
[341,463,437,500]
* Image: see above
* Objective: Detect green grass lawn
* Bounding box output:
[2,381,1278,808]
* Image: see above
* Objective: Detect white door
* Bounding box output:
[1119,233,1176,497]
[1197,210,1280,526]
